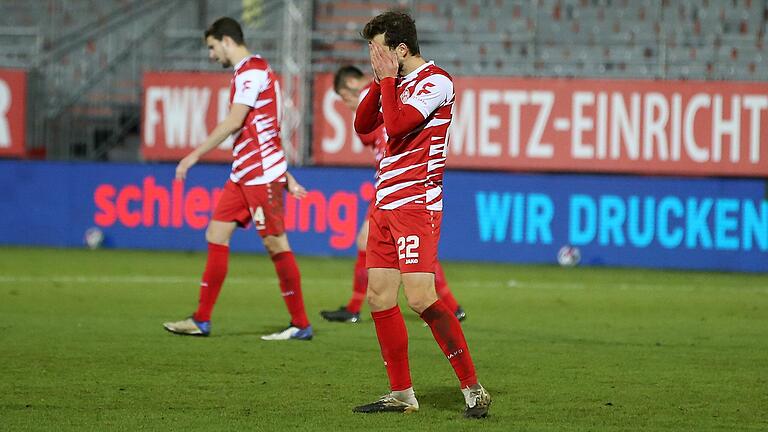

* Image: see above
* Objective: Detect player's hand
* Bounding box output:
[370,42,398,80]
[175,153,199,180]
[286,176,307,199]
[368,42,381,83]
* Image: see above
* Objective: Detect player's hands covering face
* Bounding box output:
[369,42,399,81]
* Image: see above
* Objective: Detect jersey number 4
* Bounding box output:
[397,235,420,259]
[251,206,265,226]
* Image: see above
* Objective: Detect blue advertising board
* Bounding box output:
[0,161,766,272]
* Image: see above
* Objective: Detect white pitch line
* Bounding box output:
[0,275,562,289]
[0,275,263,285]
[0,275,517,288]
[0,275,764,292]
[0,275,368,286]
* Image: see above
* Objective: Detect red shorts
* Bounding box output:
[364,198,376,220]
[366,207,442,273]
[212,180,285,237]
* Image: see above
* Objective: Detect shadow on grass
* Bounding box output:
[419,384,465,414]
[215,331,270,338]
[217,324,316,338]
[419,384,504,417]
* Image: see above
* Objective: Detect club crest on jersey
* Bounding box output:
[400,88,411,103]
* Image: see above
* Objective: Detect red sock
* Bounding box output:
[345,251,368,313]
[271,251,310,329]
[434,261,459,313]
[420,299,478,388]
[193,242,229,322]
[372,306,412,391]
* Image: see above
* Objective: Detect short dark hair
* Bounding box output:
[361,11,420,55]
[205,17,245,45]
[333,65,364,93]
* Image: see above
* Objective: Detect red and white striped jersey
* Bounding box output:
[375,62,454,211]
[228,55,285,185]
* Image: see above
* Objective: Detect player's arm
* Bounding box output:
[175,104,249,180]
[285,171,307,199]
[177,67,267,180]
[354,80,384,135]
[378,79,425,140]
[357,128,381,148]
[368,43,431,140]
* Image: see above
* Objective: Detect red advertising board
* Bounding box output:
[311,73,374,167]
[142,71,298,163]
[142,72,233,162]
[313,73,768,177]
[0,69,26,158]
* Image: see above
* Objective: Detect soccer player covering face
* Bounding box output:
[320,65,467,325]
[351,12,491,418]
[162,17,313,341]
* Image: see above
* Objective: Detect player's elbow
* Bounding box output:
[357,132,377,148]
[224,118,244,134]
[384,108,424,140]
[354,119,375,135]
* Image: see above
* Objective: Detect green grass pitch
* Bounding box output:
[1,247,767,431]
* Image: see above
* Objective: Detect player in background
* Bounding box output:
[162,17,313,341]
[351,12,491,418]
[320,65,466,324]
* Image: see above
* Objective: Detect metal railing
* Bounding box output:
[151,0,313,165]
[24,0,182,160]
[310,0,768,81]
[1,0,313,163]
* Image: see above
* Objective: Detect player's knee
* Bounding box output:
[262,237,276,254]
[263,234,289,255]
[366,287,392,311]
[404,286,438,314]
[365,289,382,309]
[205,226,229,245]
[263,238,279,255]
[406,296,435,314]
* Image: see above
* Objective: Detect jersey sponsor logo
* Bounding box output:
[242,80,252,90]
[447,348,464,360]
[417,82,435,96]
[400,87,411,104]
